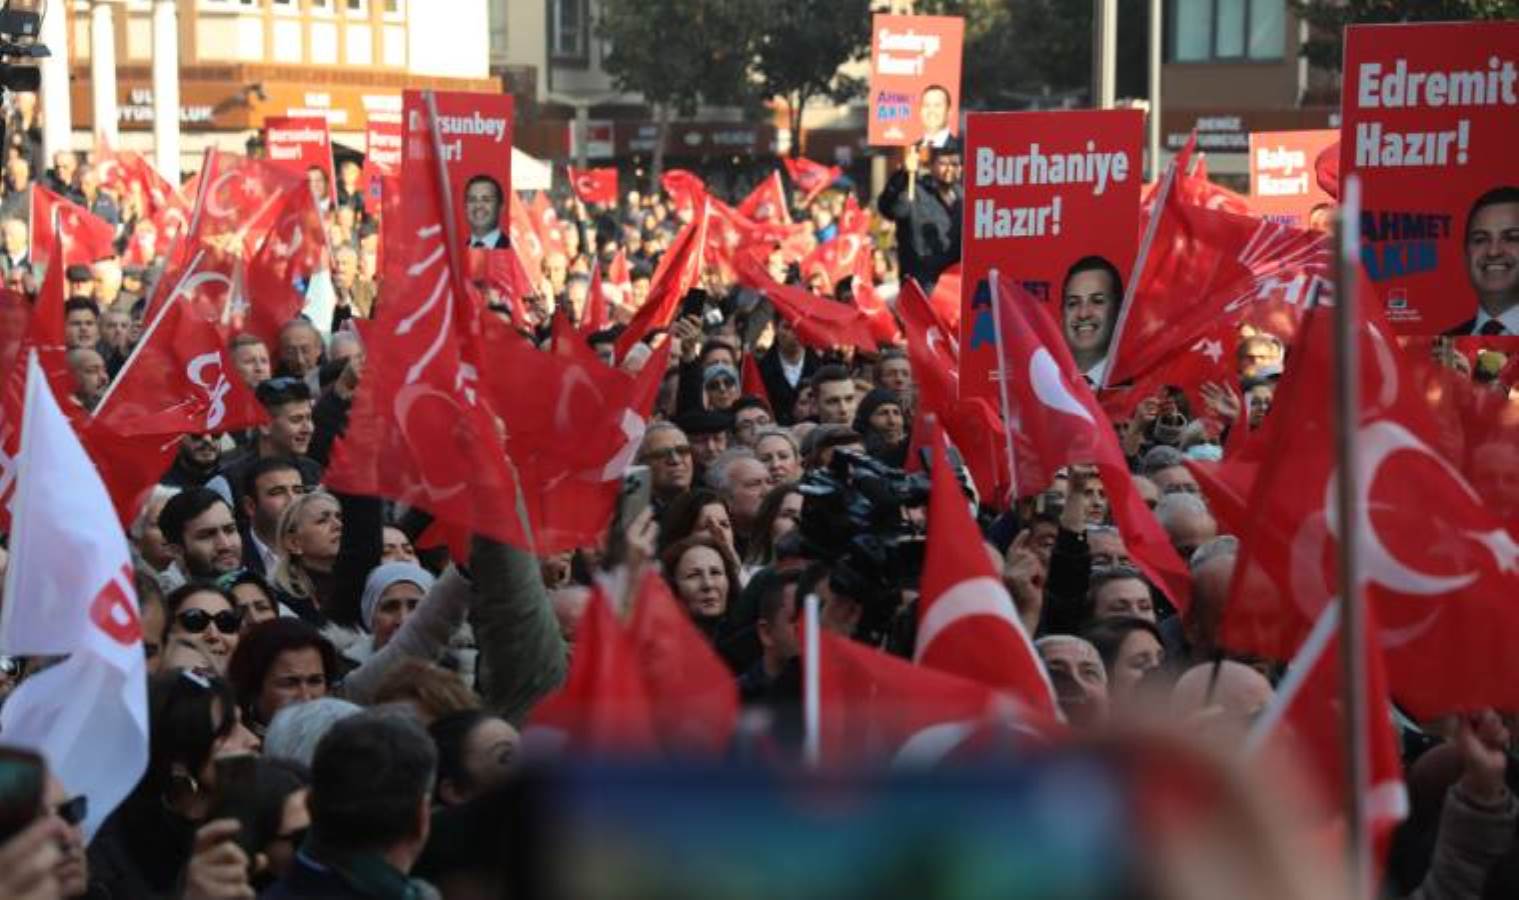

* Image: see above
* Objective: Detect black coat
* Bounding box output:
[758,345,819,426]
[876,168,962,292]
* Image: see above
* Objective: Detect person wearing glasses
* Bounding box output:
[162,583,243,677]
[636,422,695,514]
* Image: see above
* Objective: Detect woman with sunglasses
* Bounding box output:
[162,582,243,676]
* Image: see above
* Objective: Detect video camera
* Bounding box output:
[0,2,46,92]
[795,449,931,653]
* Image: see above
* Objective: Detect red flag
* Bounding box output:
[508,190,546,286]
[737,171,791,225]
[326,93,527,550]
[1105,156,1330,390]
[849,241,901,345]
[0,290,34,529]
[566,166,618,207]
[527,192,567,259]
[926,263,963,334]
[985,270,1191,612]
[1314,141,1340,200]
[781,156,840,205]
[897,279,959,421]
[1218,291,1519,717]
[814,627,1009,766]
[613,202,710,360]
[660,169,707,218]
[578,261,610,336]
[917,421,1058,717]
[602,249,632,314]
[241,178,327,347]
[30,187,117,276]
[800,231,870,288]
[735,256,876,352]
[1248,600,1406,876]
[1179,155,1256,217]
[626,571,739,757]
[94,150,189,260]
[526,585,658,756]
[741,352,770,408]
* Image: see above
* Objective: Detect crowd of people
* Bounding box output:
[0,81,1517,899]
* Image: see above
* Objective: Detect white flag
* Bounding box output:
[1,352,147,839]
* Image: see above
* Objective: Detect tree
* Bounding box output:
[1294,0,1519,71]
[748,0,873,157]
[597,0,758,178]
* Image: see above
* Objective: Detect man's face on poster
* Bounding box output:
[1062,268,1119,358]
[466,179,503,237]
[920,87,950,135]
[1466,200,1519,309]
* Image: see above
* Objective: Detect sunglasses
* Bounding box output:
[176,608,242,636]
[640,445,693,464]
[55,795,87,827]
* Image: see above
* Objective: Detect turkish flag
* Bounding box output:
[613,201,710,360]
[781,156,841,205]
[0,290,34,530]
[660,169,708,218]
[507,190,546,286]
[602,248,632,314]
[917,421,1059,717]
[241,178,327,347]
[527,192,567,259]
[93,150,189,260]
[741,352,770,408]
[1106,153,1330,389]
[1,352,148,839]
[813,626,1009,767]
[926,264,963,334]
[800,231,870,288]
[525,585,658,756]
[481,316,671,553]
[1246,599,1407,878]
[30,186,117,276]
[625,571,739,757]
[898,279,960,423]
[735,256,876,352]
[987,270,1191,612]
[326,93,528,550]
[849,240,901,345]
[578,260,610,336]
[567,165,618,206]
[1179,154,1256,217]
[737,171,792,225]
[1218,290,1519,717]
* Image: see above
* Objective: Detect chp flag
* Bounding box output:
[1340,21,1519,334]
[0,352,148,840]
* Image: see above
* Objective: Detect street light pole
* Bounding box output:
[1093,0,1118,109]
[1147,0,1162,178]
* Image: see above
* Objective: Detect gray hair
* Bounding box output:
[1034,634,1100,659]
[264,697,363,768]
[752,426,799,456]
[1154,492,1212,530]
[1140,445,1187,476]
[705,446,758,493]
[130,484,182,541]
[1189,534,1239,572]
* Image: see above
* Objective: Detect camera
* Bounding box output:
[796,449,931,653]
[0,4,47,95]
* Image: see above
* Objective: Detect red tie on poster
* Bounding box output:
[1340,21,1519,335]
[868,13,965,148]
[959,109,1143,402]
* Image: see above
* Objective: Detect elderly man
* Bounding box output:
[707,448,769,547]
[1155,493,1218,564]
[1035,635,1109,729]
[1171,659,1274,747]
[637,421,695,512]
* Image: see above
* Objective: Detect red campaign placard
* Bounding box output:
[264,116,335,205]
[1341,21,1519,335]
[959,109,1143,402]
[362,117,401,211]
[868,14,964,147]
[402,90,514,252]
[1248,129,1338,229]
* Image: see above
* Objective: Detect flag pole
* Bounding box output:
[986,269,1021,499]
[802,592,821,769]
[1333,174,1371,900]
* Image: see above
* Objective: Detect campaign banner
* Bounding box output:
[1248,129,1338,229]
[362,117,402,212]
[402,89,514,253]
[1340,21,1519,335]
[264,116,335,205]
[959,109,1144,402]
[868,14,964,147]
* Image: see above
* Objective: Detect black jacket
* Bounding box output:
[758,345,819,426]
[876,168,962,292]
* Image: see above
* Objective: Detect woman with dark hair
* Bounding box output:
[1082,616,1166,704]
[661,534,742,642]
[657,487,736,559]
[89,670,261,898]
[218,568,281,630]
[743,484,804,569]
[162,582,243,676]
[227,618,342,734]
[428,709,520,807]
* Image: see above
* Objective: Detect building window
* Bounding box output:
[310,0,335,14]
[345,0,368,15]
[1170,0,1283,62]
[550,0,587,61]
[272,0,297,12]
[383,0,404,19]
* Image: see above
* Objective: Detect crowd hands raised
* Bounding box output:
[0,110,1515,897]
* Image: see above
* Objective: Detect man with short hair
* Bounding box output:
[99,307,133,371]
[758,319,819,426]
[66,347,108,410]
[638,422,695,509]
[708,449,769,540]
[1155,492,1217,564]
[730,397,773,448]
[263,711,438,899]
[46,150,83,202]
[877,138,962,292]
[673,409,731,476]
[162,433,224,489]
[240,456,310,576]
[1035,634,1108,728]
[738,569,801,702]
[1086,566,1156,625]
[63,297,100,350]
[229,333,272,387]
[278,318,326,386]
[464,174,506,249]
[218,378,320,501]
[159,487,244,578]
[1178,536,1238,666]
[811,365,858,426]
[1236,333,1283,379]
[918,84,954,149]
[1449,185,1519,335]
[1060,256,1123,384]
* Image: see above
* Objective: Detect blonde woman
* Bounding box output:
[269,488,381,641]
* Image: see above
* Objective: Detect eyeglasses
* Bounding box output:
[270,673,329,692]
[54,795,87,827]
[175,608,242,636]
[639,445,693,464]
